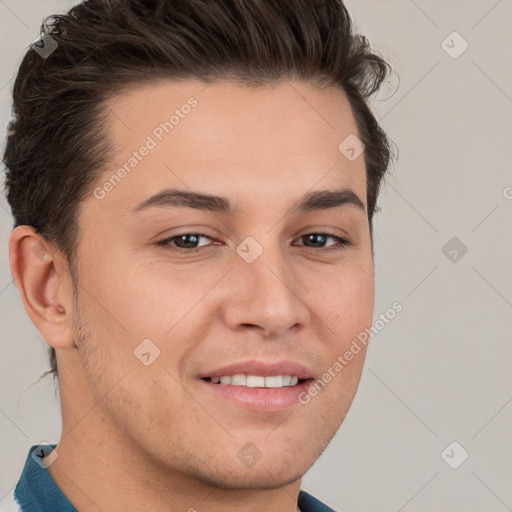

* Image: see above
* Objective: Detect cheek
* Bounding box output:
[310,260,375,339]
[80,251,180,337]
[75,257,210,392]
[305,258,374,405]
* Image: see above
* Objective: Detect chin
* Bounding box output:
[196,462,307,491]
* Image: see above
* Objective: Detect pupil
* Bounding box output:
[177,234,199,248]
[306,234,325,247]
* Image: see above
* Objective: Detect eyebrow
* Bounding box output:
[132,187,365,215]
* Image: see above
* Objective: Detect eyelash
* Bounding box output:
[156,232,350,253]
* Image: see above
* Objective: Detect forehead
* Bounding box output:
[95,78,366,213]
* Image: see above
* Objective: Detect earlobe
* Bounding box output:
[9,225,75,350]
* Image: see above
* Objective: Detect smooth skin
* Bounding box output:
[10,79,374,512]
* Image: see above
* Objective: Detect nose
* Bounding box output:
[221,243,311,339]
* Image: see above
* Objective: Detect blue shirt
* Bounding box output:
[6,444,337,511]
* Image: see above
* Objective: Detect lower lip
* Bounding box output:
[199,379,313,412]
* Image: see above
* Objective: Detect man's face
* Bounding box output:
[68,79,374,488]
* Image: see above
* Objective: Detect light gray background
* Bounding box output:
[1,1,511,511]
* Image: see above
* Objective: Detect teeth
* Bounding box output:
[210,374,302,388]
[231,374,246,386]
[246,375,265,387]
[265,375,283,388]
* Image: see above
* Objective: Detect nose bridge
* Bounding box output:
[222,237,310,337]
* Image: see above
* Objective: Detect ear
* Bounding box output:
[9,225,75,349]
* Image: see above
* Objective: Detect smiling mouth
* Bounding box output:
[200,372,315,412]
[202,374,310,388]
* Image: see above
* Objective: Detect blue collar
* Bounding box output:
[14,444,75,512]
[298,489,337,511]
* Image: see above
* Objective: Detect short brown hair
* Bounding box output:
[3,0,394,381]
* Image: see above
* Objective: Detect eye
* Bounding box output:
[293,233,350,251]
[157,233,214,252]
[157,232,350,253]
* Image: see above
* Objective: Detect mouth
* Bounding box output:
[202,374,309,388]
[199,372,314,414]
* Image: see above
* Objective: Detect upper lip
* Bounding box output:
[199,360,315,380]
